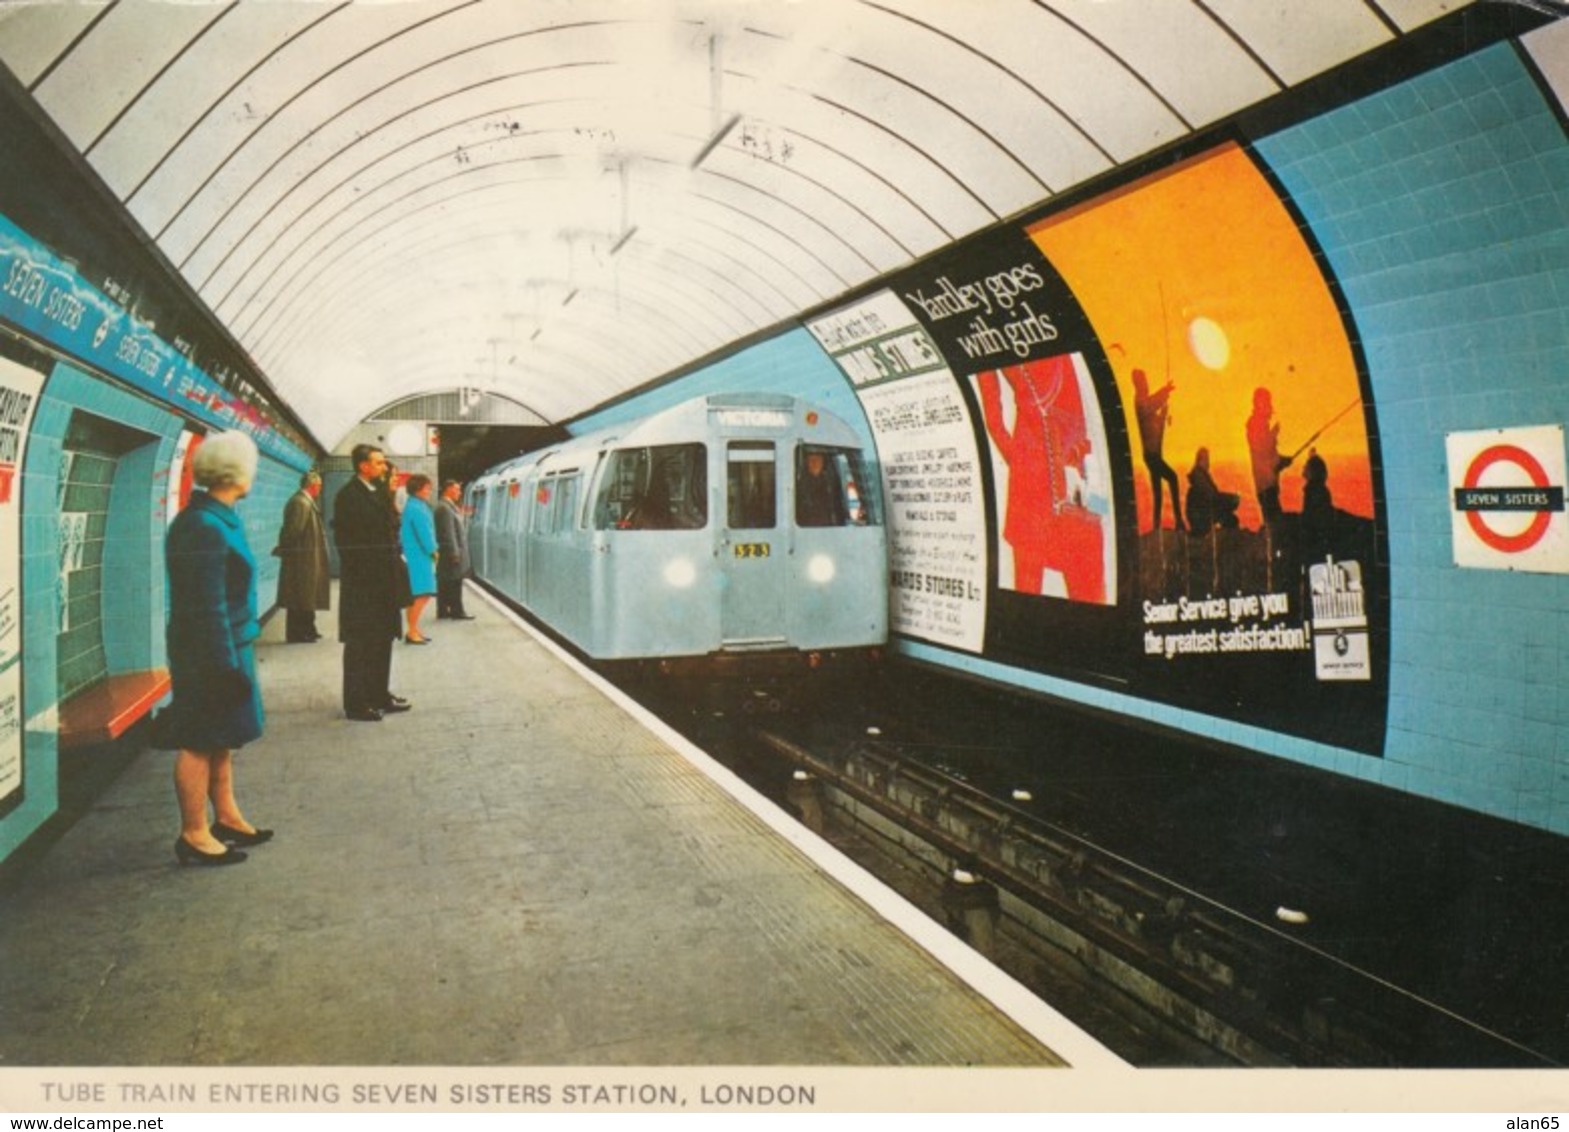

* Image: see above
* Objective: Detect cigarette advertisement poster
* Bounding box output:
[1030,142,1388,753]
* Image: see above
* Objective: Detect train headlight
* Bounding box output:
[807,554,836,584]
[663,557,697,588]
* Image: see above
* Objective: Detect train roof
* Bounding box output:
[470,392,863,489]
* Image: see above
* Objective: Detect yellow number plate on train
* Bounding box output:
[733,542,771,558]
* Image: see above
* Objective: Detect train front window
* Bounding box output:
[795,445,875,527]
[594,443,706,530]
[727,441,776,530]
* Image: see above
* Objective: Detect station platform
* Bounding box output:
[0,584,1114,1071]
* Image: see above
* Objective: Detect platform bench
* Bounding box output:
[57,669,170,750]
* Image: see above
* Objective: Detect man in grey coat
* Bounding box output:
[275,470,330,642]
[435,479,474,620]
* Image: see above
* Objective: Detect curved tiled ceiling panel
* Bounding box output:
[0,0,1469,447]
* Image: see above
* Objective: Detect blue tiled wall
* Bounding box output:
[3,363,187,859]
[241,456,295,613]
[1253,43,1569,834]
[102,441,166,677]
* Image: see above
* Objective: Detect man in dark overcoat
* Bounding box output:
[332,444,411,721]
[434,479,474,620]
[275,470,330,642]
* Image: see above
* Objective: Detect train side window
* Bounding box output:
[727,441,776,530]
[512,481,531,531]
[530,474,562,536]
[597,443,706,530]
[552,473,581,536]
[796,445,875,527]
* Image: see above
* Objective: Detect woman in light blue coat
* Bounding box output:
[399,474,439,644]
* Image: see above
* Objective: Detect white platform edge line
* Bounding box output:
[472,584,1129,1072]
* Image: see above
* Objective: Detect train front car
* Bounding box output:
[468,392,888,684]
[592,393,887,680]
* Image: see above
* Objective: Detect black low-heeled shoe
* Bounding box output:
[212,821,274,847]
[174,837,248,867]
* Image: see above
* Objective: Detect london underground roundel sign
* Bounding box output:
[1446,425,1568,573]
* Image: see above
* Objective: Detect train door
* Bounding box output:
[719,440,786,647]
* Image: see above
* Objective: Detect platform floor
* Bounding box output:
[0,585,1097,1068]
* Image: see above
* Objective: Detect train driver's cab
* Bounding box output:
[794,444,876,528]
[595,443,707,531]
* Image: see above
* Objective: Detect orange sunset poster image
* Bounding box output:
[1029,142,1374,548]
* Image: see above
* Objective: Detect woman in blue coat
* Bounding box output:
[399,474,439,644]
[161,431,272,867]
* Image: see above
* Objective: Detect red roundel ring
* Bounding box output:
[1463,444,1552,553]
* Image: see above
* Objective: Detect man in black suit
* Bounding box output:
[332,444,411,722]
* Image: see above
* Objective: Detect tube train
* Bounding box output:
[467,393,888,677]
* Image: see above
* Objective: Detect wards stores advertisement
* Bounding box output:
[813,141,1388,756]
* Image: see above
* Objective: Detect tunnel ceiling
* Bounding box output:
[0,0,1473,448]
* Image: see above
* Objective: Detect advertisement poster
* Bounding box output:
[0,355,42,810]
[1030,142,1386,751]
[891,226,1131,679]
[167,429,201,525]
[806,290,987,652]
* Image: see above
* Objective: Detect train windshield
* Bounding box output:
[727,441,776,530]
[795,445,877,527]
[594,443,707,530]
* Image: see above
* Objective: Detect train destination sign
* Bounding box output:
[1446,425,1569,573]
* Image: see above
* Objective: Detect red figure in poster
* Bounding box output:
[977,357,1106,603]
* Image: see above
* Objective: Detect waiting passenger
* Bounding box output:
[157,430,272,867]
[273,470,329,643]
[797,450,847,527]
[386,460,407,514]
[400,474,439,644]
[435,479,474,620]
[333,444,412,722]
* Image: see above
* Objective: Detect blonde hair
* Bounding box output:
[192,431,259,490]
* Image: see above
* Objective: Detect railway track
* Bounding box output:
[629,669,1560,1068]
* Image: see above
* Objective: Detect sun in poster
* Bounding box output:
[1030,142,1373,541]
